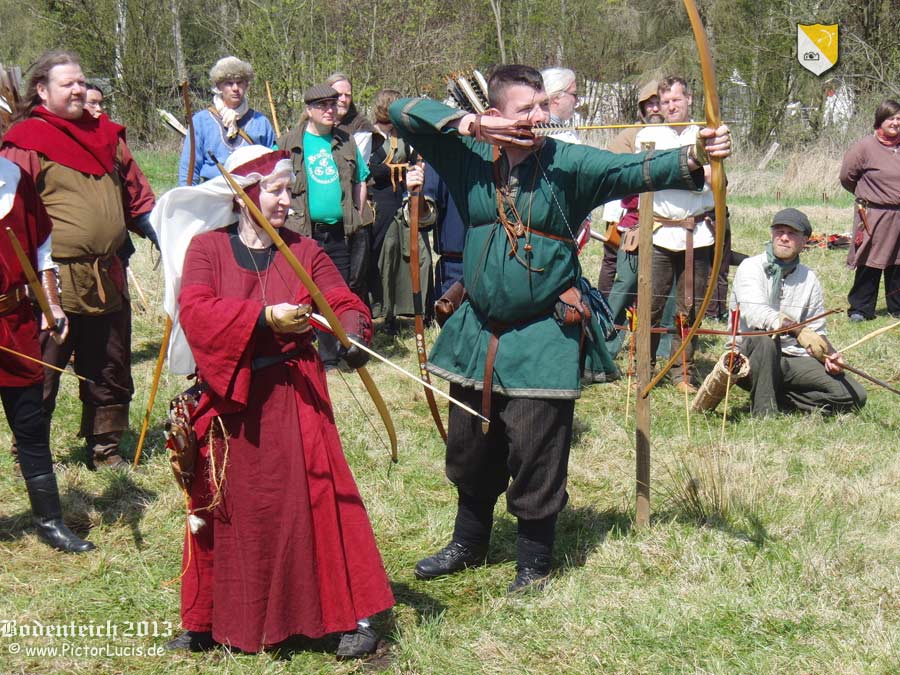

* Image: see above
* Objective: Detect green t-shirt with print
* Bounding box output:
[302,131,370,224]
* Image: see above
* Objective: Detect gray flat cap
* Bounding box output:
[304,83,339,104]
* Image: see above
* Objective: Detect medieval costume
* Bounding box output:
[376,184,436,322]
[634,123,718,388]
[840,132,900,319]
[424,164,466,296]
[152,146,392,656]
[0,155,94,552]
[367,127,416,318]
[389,93,706,590]
[2,104,142,468]
[178,56,276,186]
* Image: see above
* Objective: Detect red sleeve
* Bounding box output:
[117,140,156,220]
[178,235,260,406]
[18,168,53,251]
[0,145,43,182]
[301,238,373,343]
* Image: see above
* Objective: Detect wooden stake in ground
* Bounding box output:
[635,142,655,527]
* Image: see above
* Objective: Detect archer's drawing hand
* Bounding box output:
[265,303,312,334]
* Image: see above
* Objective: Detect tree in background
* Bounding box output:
[1,0,895,147]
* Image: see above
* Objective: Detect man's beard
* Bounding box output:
[644,113,664,124]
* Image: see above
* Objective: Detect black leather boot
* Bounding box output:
[508,515,555,594]
[25,473,95,553]
[414,492,494,579]
[414,541,488,579]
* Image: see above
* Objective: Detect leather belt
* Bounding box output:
[251,347,305,371]
[0,285,26,315]
[856,198,900,211]
[313,221,343,232]
[480,292,590,428]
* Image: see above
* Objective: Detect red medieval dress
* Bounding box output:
[177,224,394,652]
[0,157,53,388]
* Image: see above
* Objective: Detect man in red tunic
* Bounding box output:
[0,154,94,552]
[152,146,393,657]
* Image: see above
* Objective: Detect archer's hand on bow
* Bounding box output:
[339,335,370,369]
[406,163,424,192]
[265,303,312,334]
[43,304,69,344]
[689,125,732,169]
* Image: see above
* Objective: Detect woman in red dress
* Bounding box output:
[156,147,393,657]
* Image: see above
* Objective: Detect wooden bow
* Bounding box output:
[133,81,194,468]
[408,164,448,441]
[213,155,398,462]
[641,0,727,399]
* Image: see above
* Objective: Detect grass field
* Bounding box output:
[0,147,898,675]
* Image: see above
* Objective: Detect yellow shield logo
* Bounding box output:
[798,24,838,75]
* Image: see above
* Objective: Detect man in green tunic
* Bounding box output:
[389,65,731,593]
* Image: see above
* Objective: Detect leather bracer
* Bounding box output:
[41,268,61,307]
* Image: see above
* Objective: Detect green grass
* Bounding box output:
[1,151,898,674]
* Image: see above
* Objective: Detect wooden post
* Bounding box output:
[635,141,655,528]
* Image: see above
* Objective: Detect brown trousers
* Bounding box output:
[39,302,133,455]
[649,244,712,385]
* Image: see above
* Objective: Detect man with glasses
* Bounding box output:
[278,84,371,368]
[541,67,580,144]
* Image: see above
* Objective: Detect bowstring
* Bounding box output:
[335,368,393,472]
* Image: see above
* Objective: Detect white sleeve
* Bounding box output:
[600,199,625,224]
[353,131,373,163]
[37,235,56,272]
[731,259,781,331]
[804,272,828,336]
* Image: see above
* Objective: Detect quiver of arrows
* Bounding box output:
[691,350,751,412]
[446,70,490,113]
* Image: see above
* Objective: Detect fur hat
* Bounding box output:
[209,56,254,85]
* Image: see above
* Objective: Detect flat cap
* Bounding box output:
[771,208,812,237]
[304,83,339,104]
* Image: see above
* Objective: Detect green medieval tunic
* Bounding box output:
[389,98,703,399]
